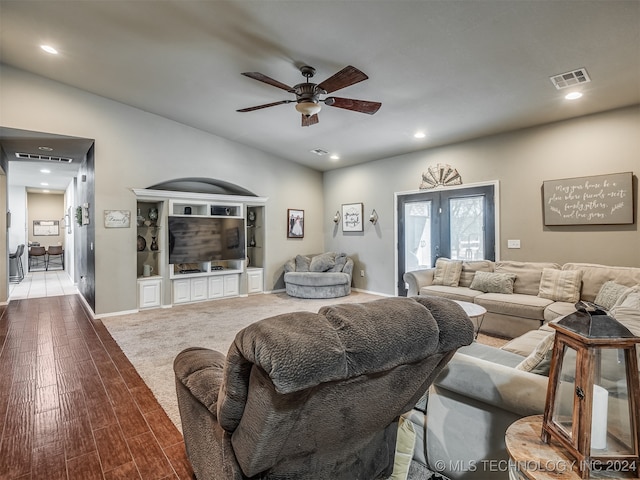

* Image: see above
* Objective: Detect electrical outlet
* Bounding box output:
[507,239,521,249]
[360,270,365,277]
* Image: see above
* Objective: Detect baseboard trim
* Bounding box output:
[352,287,392,297]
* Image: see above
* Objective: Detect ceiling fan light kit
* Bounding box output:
[238,65,381,126]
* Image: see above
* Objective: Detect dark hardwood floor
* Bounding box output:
[0,295,195,479]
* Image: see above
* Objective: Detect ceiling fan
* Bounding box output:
[237,65,382,126]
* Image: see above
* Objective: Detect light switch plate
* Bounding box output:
[507,239,521,249]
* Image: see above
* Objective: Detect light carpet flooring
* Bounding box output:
[102,292,507,431]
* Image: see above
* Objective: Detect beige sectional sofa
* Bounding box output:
[404,260,640,338]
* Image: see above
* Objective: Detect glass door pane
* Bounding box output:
[404,201,432,273]
[449,195,485,261]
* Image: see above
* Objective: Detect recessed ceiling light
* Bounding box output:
[38,146,53,151]
[40,169,51,174]
[40,45,58,55]
[42,190,50,193]
[40,182,49,186]
[565,92,583,100]
[330,154,340,161]
[414,132,426,139]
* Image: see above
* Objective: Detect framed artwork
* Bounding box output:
[104,210,131,228]
[287,209,304,238]
[33,220,59,236]
[342,203,363,232]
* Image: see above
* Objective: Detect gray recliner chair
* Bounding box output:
[174,296,474,480]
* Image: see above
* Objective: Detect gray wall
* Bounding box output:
[1,66,325,315]
[324,106,639,295]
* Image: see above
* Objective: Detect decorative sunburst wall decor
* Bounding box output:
[419,164,463,189]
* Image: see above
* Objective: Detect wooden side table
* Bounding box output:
[506,415,637,479]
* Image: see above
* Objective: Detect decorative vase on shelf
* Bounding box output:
[248,210,256,223]
[148,207,158,225]
[137,235,146,252]
[136,209,145,227]
[249,236,256,247]
[150,236,158,251]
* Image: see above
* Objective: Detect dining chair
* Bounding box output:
[46,245,65,271]
[9,244,25,282]
[29,246,47,271]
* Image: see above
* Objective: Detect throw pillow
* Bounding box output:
[515,332,555,375]
[390,416,416,480]
[329,253,348,272]
[537,268,582,303]
[610,291,640,370]
[309,252,336,272]
[470,271,517,294]
[432,258,463,287]
[595,281,631,310]
[295,255,311,272]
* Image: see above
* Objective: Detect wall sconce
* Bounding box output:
[333,211,341,224]
[369,209,378,224]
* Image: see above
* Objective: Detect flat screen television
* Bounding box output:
[168,216,245,264]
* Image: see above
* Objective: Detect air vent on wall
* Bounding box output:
[549,68,591,90]
[15,152,73,163]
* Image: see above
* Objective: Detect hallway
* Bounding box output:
[9,270,78,300]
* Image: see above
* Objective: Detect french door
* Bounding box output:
[397,185,496,296]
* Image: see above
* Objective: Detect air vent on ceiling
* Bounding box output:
[15,152,73,163]
[549,68,591,90]
[310,148,329,156]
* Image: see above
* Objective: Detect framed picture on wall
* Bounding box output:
[33,220,59,236]
[342,203,363,232]
[287,209,304,238]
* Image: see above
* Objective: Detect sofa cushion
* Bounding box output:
[495,261,561,296]
[329,252,348,272]
[474,293,554,321]
[295,255,311,272]
[284,271,350,287]
[562,263,640,302]
[515,332,554,375]
[310,252,336,272]
[595,281,633,310]
[470,271,516,294]
[544,302,576,322]
[538,268,582,303]
[420,285,484,303]
[432,258,463,286]
[610,291,640,368]
[458,260,494,288]
[502,328,553,357]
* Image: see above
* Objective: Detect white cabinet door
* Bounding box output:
[247,268,263,294]
[208,276,224,299]
[138,279,161,309]
[173,279,191,304]
[191,277,208,301]
[224,274,239,296]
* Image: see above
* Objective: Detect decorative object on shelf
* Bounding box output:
[248,209,256,223]
[419,163,462,189]
[104,210,131,228]
[143,264,154,277]
[333,210,341,224]
[136,208,145,227]
[369,209,378,225]
[342,203,363,232]
[542,172,633,226]
[81,203,90,226]
[287,208,304,238]
[150,236,159,251]
[249,236,256,247]
[137,235,146,252]
[184,206,192,215]
[246,255,251,267]
[148,207,159,225]
[541,301,640,478]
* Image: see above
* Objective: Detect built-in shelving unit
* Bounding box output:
[132,188,268,308]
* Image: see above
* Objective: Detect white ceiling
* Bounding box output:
[0,0,639,188]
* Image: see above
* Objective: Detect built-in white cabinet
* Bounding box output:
[247,268,264,294]
[138,278,162,309]
[174,273,240,304]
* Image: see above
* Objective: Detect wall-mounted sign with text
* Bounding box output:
[542,172,633,226]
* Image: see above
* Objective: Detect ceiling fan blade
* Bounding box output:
[325,97,381,115]
[301,113,319,127]
[237,100,292,112]
[317,65,369,93]
[241,72,294,92]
